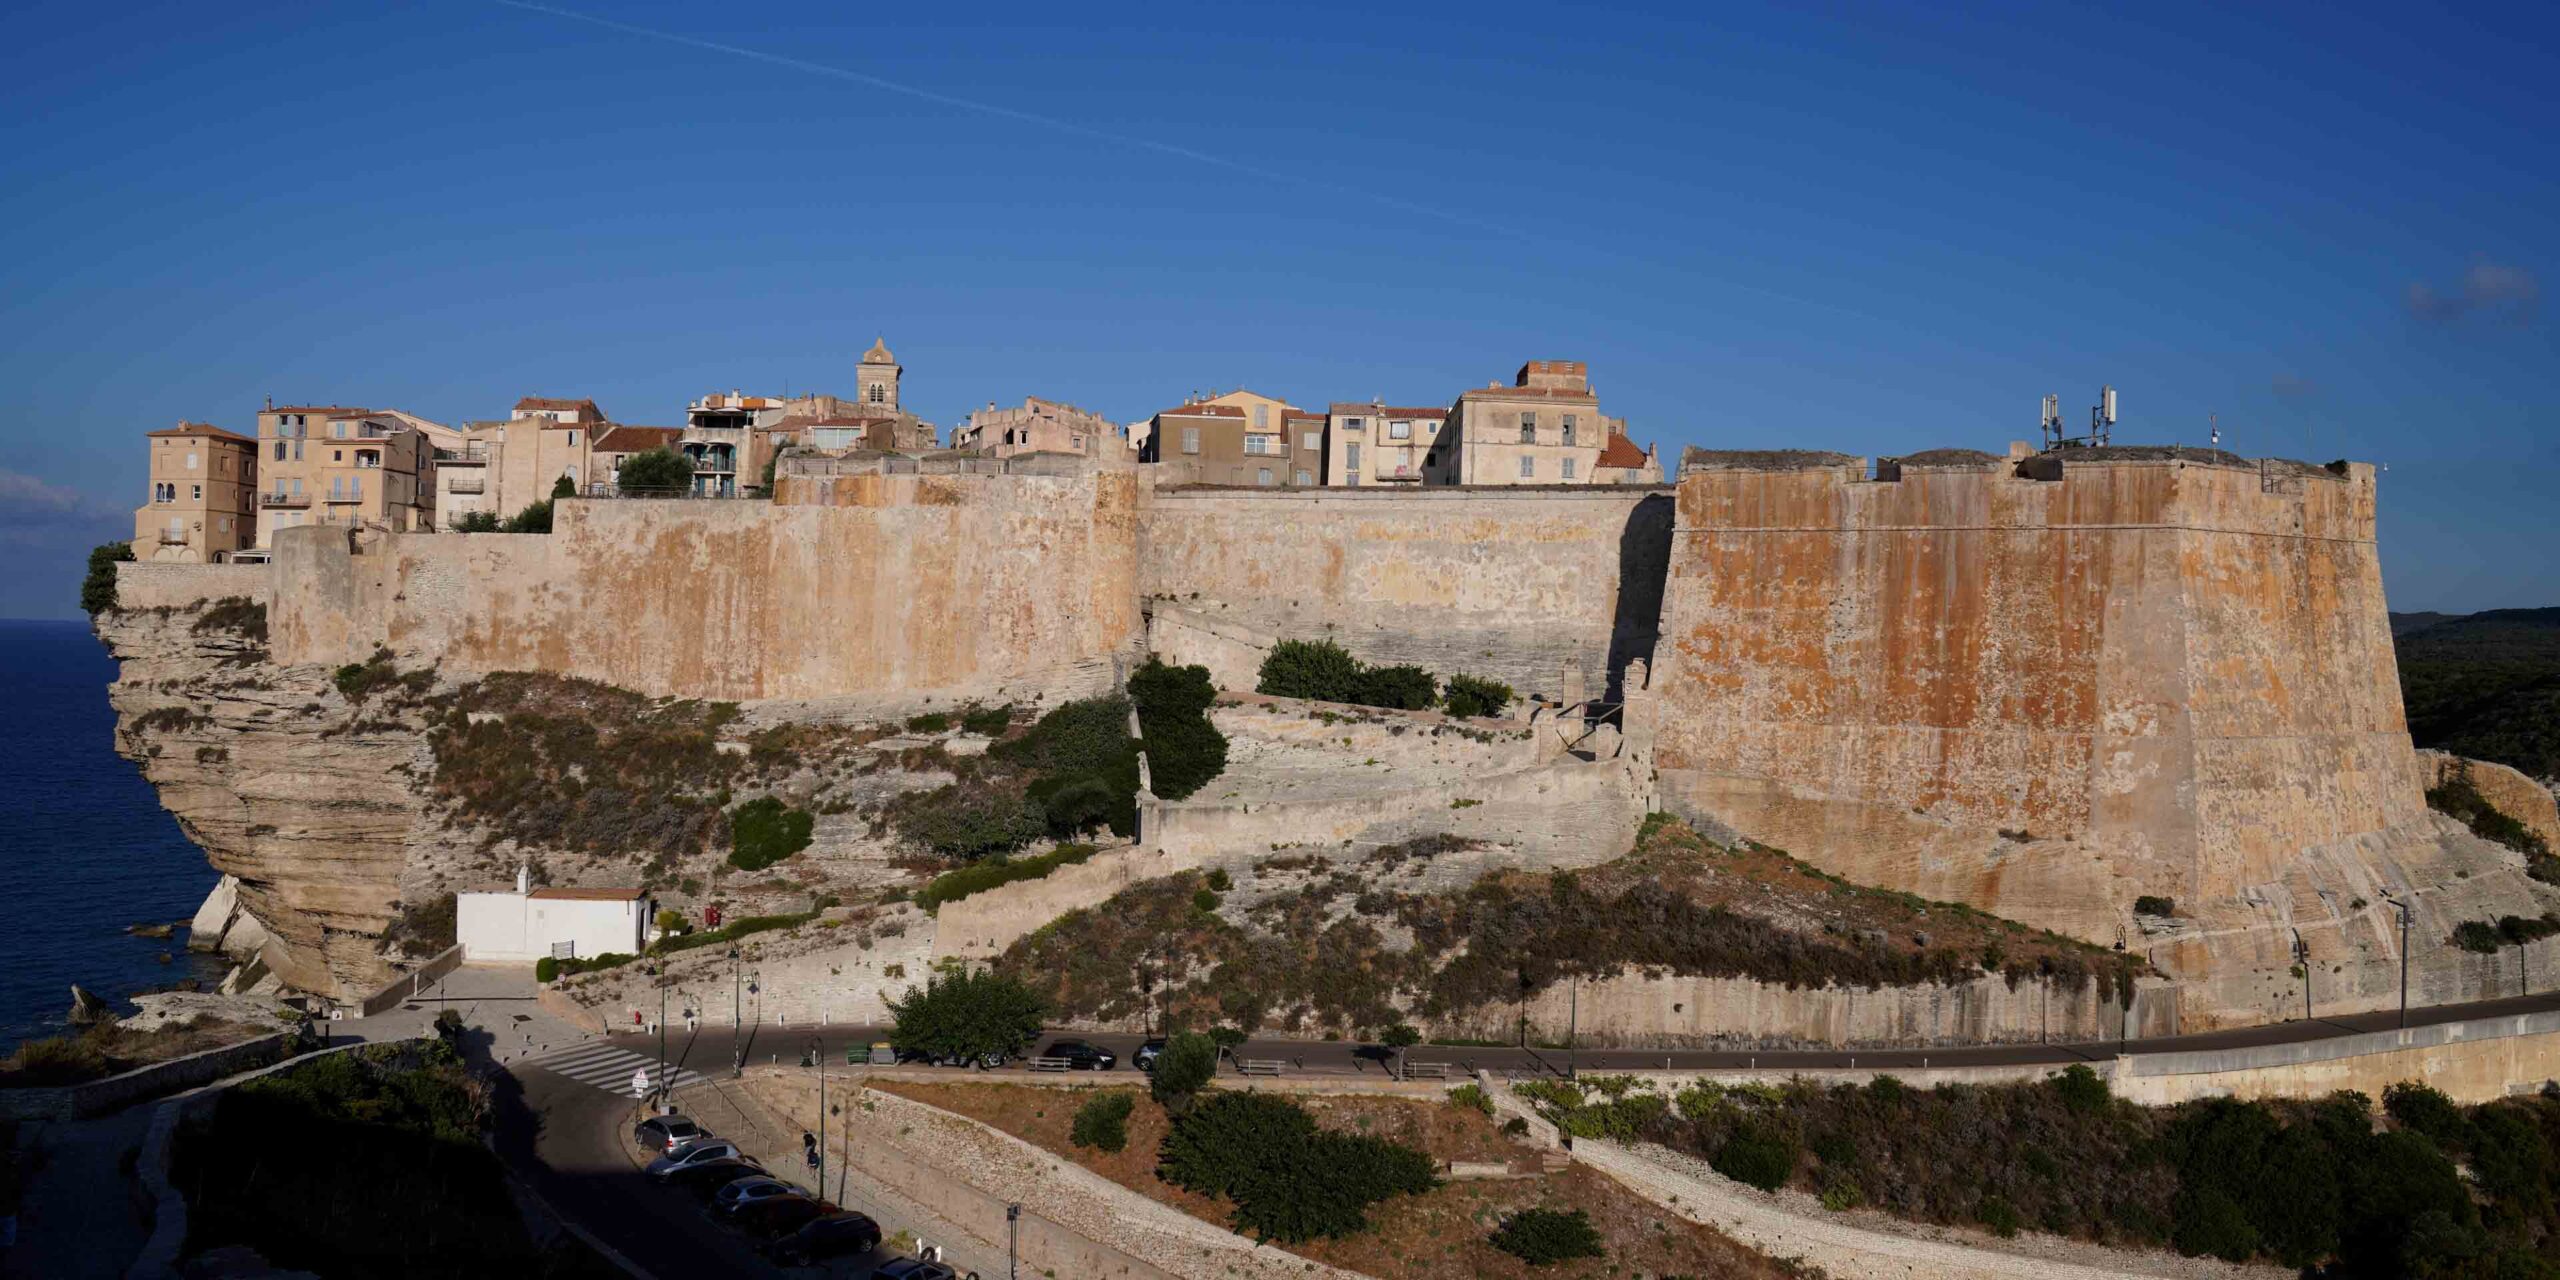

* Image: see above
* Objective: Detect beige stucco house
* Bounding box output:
[1424,360,1645,486]
[134,422,258,562]
[253,407,435,546]
[952,396,1117,458]
[1139,389,1319,486]
[1323,402,1446,486]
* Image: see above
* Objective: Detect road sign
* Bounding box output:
[630,1067,649,1098]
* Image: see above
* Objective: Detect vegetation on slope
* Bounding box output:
[1257,637,1512,717]
[80,541,133,615]
[2395,607,2560,782]
[999,819,2149,1036]
[1603,1069,2560,1278]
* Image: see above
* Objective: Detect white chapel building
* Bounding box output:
[457,865,650,963]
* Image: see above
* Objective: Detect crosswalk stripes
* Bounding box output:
[518,1041,708,1095]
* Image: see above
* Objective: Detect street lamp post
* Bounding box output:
[1566,975,1579,1082]
[729,946,743,1078]
[1007,1202,1021,1280]
[806,1034,825,1194]
[2388,894,2413,1028]
[648,961,669,1109]
[2292,932,2313,1022]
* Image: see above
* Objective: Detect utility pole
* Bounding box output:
[808,1034,826,1195]
[1567,976,1579,1082]
[652,962,669,1109]
[2391,895,2412,1028]
[1007,1202,1021,1280]
[729,945,744,1078]
[2293,933,2313,1021]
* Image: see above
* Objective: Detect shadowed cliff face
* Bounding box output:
[95,602,434,998]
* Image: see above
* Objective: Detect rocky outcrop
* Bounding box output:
[2420,749,2560,853]
[96,602,443,999]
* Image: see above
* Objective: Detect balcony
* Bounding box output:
[444,476,485,495]
[157,531,190,545]
[434,446,490,464]
[260,492,309,509]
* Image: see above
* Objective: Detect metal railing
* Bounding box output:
[259,492,309,508]
[579,483,756,500]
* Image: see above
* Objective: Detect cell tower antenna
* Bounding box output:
[2089,385,2117,447]
[2039,394,2063,452]
[2209,413,2220,448]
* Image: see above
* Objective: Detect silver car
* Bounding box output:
[645,1136,747,1177]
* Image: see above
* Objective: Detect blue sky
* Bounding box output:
[1,0,2550,619]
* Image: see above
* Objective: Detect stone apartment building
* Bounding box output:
[133,422,257,562]
[590,425,686,490]
[1139,389,1320,486]
[1323,402,1447,485]
[682,341,937,495]
[951,396,1117,459]
[252,407,436,547]
[1424,360,1647,486]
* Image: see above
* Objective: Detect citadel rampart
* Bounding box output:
[1649,450,2420,944]
[1141,484,1672,700]
[267,468,1144,707]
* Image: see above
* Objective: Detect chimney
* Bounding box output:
[516,862,530,895]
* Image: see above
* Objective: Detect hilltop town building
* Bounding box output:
[590,425,686,490]
[1425,360,1631,486]
[952,396,1118,459]
[253,407,435,546]
[1140,389,1320,486]
[134,422,258,562]
[456,865,648,963]
[1323,402,1446,485]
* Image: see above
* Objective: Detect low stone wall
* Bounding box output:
[1436,971,2179,1050]
[112,561,267,612]
[0,1031,289,1123]
[2118,1007,2560,1105]
[355,943,465,1017]
[755,1075,1365,1280]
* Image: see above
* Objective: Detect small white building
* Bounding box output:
[457,866,649,963]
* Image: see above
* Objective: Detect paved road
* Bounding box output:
[582,987,2560,1086]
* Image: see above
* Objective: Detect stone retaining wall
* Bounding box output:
[0,1032,289,1123]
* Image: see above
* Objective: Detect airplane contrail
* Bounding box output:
[488,0,1523,239]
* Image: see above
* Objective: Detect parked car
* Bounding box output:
[632,1114,705,1154]
[737,1194,836,1238]
[713,1176,809,1215]
[764,1211,883,1266]
[1132,1038,1167,1072]
[664,1156,767,1198]
[645,1137,748,1177]
[911,1049,1007,1070]
[1036,1039,1117,1071]
[872,1258,966,1280]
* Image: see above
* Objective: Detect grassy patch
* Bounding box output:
[916,843,1098,912]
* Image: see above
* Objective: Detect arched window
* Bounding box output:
[867,383,885,404]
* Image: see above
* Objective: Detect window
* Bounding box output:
[1519,456,1535,478]
[565,430,578,447]
[292,440,303,461]
[1245,435,1277,456]
[1293,469,1311,486]
[190,484,202,500]
[332,450,342,462]
[274,441,286,461]
[1562,458,1577,480]
[218,516,230,533]
[1257,467,1273,486]
[1562,415,1577,445]
[1301,431,1320,452]
[867,383,885,404]
[1181,427,1201,454]
[1344,417,1364,431]
[1252,404,1268,428]
[185,452,198,470]
[332,420,346,438]
[1345,442,1361,474]
[153,482,174,503]
[1518,412,1537,443]
[1389,420,1412,440]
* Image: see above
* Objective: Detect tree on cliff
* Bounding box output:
[81,541,134,615]
[615,448,693,496]
[550,473,576,499]
[886,968,1047,1065]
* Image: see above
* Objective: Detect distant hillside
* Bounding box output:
[2392,608,2560,781]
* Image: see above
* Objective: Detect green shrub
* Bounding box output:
[1204,868,1232,892]
[1353,664,1437,711]
[550,952,636,979]
[2427,762,2552,857]
[193,596,268,642]
[960,704,1013,737]
[1149,1031,1219,1112]
[614,447,693,495]
[533,956,559,983]
[1489,1207,1605,1265]
[1257,639,1365,703]
[1978,1194,2022,1238]
[2382,1082,2470,1146]
[1071,1091,1136,1153]
[2171,1186,2257,1261]
[1157,1091,1436,1241]
[650,906,824,956]
[1442,674,1514,719]
[1191,887,1222,914]
[550,474,576,499]
[905,712,949,734]
[2453,920,2506,954]
[886,969,1047,1063]
[727,796,814,871]
[81,541,134,615]
[502,498,554,533]
[915,844,1099,912]
[993,694,1141,837]
[2052,1063,2109,1113]
[1449,1083,1494,1116]
[1129,658,1226,801]
[0,1034,110,1087]
[897,781,1046,860]
[1710,1124,1796,1192]
[2133,895,2177,917]
[451,510,501,532]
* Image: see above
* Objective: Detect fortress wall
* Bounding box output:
[112,562,268,612]
[1651,457,2420,947]
[1139,486,1673,700]
[268,470,1143,704]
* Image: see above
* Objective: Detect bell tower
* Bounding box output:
[859,336,900,412]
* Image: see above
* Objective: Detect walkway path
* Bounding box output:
[2,1104,155,1280]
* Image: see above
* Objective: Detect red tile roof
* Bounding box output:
[1157,404,1245,419]
[526,886,644,901]
[148,422,256,444]
[515,396,604,416]
[592,426,683,453]
[1597,432,1650,468]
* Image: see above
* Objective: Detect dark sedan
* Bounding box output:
[764,1211,883,1266]
[1036,1039,1117,1070]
